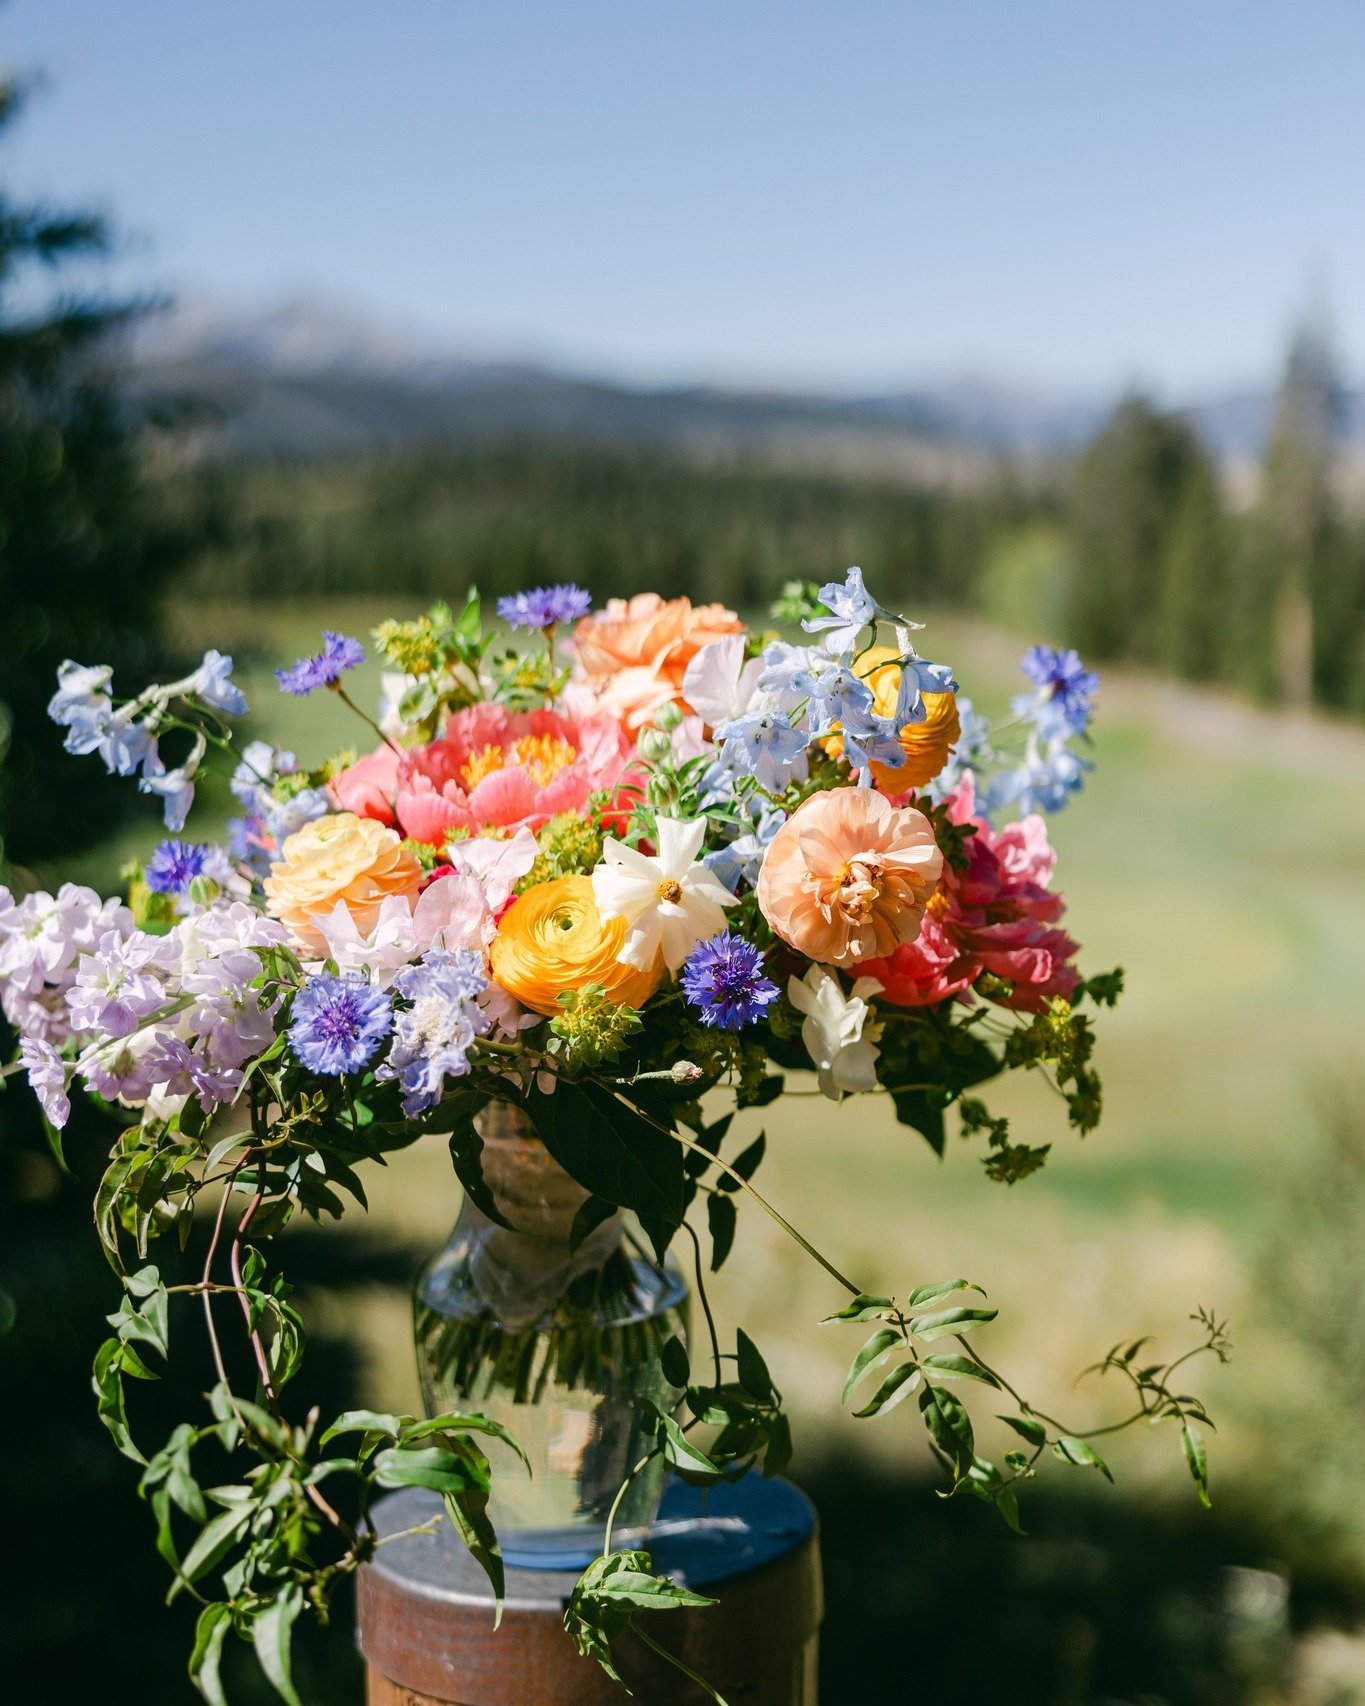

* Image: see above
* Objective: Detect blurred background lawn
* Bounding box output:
[6,6,1365,1704]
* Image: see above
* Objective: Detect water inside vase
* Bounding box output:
[415,1236,688,1568]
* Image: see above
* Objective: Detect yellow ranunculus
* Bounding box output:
[264,811,422,956]
[823,645,961,792]
[490,875,663,1017]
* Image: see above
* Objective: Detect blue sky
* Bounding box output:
[5,1,1363,394]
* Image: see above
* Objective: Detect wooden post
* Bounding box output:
[357,1474,822,1705]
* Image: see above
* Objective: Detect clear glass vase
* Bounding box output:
[413,1100,688,1568]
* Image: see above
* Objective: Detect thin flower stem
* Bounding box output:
[602,1448,659,1557]
[334,684,405,759]
[605,1089,861,1297]
[682,1220,722,1387]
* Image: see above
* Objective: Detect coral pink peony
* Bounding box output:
[329,744,400,826]
[385,703,635,849]
[570,593,744,730]
[756,787,944,968]
[856,773,1080,1012]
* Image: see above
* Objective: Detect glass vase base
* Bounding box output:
[499,1521,648,1572]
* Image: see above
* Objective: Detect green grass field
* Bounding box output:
[62,597,1365,1542]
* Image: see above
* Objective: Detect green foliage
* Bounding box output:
[547,985,644,1073]
[517,810,606,892]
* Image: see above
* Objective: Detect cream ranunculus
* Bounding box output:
[264,812,422,956]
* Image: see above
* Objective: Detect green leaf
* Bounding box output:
[905,1278,976,1308]
[400,1413,530,1473]
[908,1306,998,1341]
[1182,1421,1211,1508]
[570,1194,616,1252]
[921,1353,1001,1387]
[175,1505,253,1599]
[919,1384,976,1473]
[527,1080,685,1226]
[660,1335,691,1389]
[652,1408,721,1479]
[822,1293,893,1324]
[716,1131,766,1192]
[852,1360,922,1418]
[189,1603,231,1706]
[251,1584,304,1706]
[998,1413,1048,1447]
[706,1192,736,1272]
[443,1486,506,1627]
[319,1409,403,1446]
[445,1118,514,1230]
[735,1329,772,1404]
[1052,1436,1114,1481]
[841,1328,900,1404]
[373,1445,489,1495]
[996,1486,1026,1535]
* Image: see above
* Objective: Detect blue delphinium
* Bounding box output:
[276,631,366,696]
[714,709,809,793]
[838,709,907,778]
[804,661,874,732]
[703,806,784,893]
[1015,646,1099,740]
[145,840,211,895]
[681,932,779,1031]
[138,753,197,832]
[894,656,959,727]
[802,566,877,654]
[987,740,1092,817]
[497,584,593,630]
[187,649,249,716]
[929,696,994,805]
[289,974,393,1075]
[379,949,490,1116]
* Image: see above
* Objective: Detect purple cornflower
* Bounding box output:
[276,631,365,696]
[1018,646,1099,737]
[145,840,210,895]
[288,973,392,1075]
[680,932,779,1031]
[497,584,593,630]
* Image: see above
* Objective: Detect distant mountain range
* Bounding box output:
[126,294,1365,475]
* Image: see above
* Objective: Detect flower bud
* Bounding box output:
[653,701,684,732]
[637,727,674,765]
[669,1060,704,1085]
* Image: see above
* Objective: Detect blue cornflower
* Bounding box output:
[681,932,779,1031]
[715,709,809,793]
[1016,646,1099,738]
[276,631,366,696]
[497,584,593,630]
[145,839,211,895]
[802,566,877,654]
[289,974,393,1076]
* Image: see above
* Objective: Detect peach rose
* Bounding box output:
[822,646,961,793]
[264,812,422,956]
[489,875,663,1016]
[756,787,944,967]
[570,593,744,730]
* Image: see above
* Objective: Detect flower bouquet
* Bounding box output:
[3,570,1226,1703]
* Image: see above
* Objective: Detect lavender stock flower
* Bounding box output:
[288,973,392,1075]
[681,932,779,1030]
[497,584,593,630]
[276,631,365,696]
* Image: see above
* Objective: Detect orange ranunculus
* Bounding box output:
[822,645,960,792]
[570,593,744,730]
[263,812,422,956]
[755,786,943,967]
[489,875,663,1016]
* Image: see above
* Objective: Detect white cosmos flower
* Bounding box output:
[592,816,737,973]
[787,965,884,1100]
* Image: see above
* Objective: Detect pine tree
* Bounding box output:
[0,75,184,872]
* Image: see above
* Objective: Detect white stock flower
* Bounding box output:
[787,965,884,1100]
[592,816,737,973]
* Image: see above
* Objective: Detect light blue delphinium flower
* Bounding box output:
[804,661,874,733]
[379,949,490,1116]
[138,754,196,831]
[986,739,1092,817]
[893,657,959,728]
[703,806,784,893]
[837,709,907,778]
[802,566,877,654]
[928,696,994,804]
[187,650,249,716]
[714,709,810,793]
